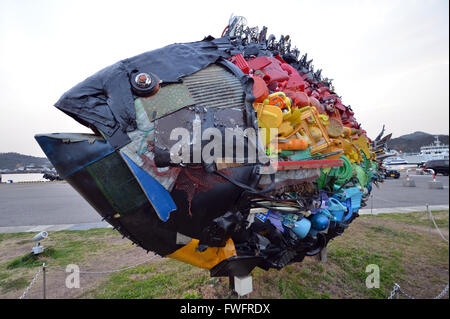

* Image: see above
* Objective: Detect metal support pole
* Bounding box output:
[42,263,46,299]
[320,247,328,263]
[370,194,373,215]
[426,204,432,240]
[228,275,235,292]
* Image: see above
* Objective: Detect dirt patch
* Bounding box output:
[0,230,161,299]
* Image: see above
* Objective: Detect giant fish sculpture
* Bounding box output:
[36,17,384,277]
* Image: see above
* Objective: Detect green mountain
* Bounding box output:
[387,131,449,153]
[0,152,51,170]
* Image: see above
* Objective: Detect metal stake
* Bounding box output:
[320,247,328,263]
[42,263,46,299]
[370,194,373,215]
[229,275,235,291]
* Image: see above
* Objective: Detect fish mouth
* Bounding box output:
[35,132,180,255]
[35,133,115,179]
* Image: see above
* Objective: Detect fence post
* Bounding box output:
[42,263,46,299]
[370,194,373,215]
[426,204,432,240]
[320,247,328,263]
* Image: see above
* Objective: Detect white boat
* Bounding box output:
[383,157,408,166]
[403,136,449,164]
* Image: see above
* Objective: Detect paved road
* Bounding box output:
[365,173,449,209]
[0,174,448,232]
[0,182,101,227]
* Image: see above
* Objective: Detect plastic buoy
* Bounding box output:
[252,77,269,103]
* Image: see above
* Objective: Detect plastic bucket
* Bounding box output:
[328,198,347,222]
[344,186,363,213]
[283,217,311,239]
[311,211,330,230]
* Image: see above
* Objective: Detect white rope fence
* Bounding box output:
[65,254,159,275]
[386,204,448,299]
[388,282,449,299]
[19,255,159,299]
[427,207,449,243]
[19,264,44,299]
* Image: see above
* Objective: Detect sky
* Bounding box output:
[0,0,448,157]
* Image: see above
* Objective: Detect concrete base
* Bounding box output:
[428,181,444,189]
[402,180,416,187]
[234,276,253,296]
[32,245,44,255]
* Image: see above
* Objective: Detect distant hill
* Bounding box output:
[0,152,51,170]
[387,131,449,153]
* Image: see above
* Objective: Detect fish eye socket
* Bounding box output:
[135,73,152,88]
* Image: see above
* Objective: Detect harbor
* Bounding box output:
[386,136,449,166]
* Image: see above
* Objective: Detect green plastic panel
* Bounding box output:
[136,83,195,121]
[86,152,148,215]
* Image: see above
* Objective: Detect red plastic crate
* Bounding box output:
[232,54,250,74]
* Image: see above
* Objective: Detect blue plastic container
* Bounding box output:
[311,211,331,230]
[319,191,329,210]
[282,214,311,239]
[327,198,347,222]
[344,186,363,213]
[292,218,311,238]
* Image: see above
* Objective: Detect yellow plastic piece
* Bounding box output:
[278,121,294,137]
[342,127,352,138]
[265,92,291,108]
[339,137,361,163]
[263,92,292,119]
[254,102,284,145]
[255,104,283,129]
[310,126,322,141]
[283,107,303,125]
[327,117,344,137]
[343,127,362,138]
[353,135,371,159]
[259,126,280,147]
[318,114,329,127]
[281,103,292,120]
[167,238,236,270]
[296,106,334,154]
[323,139,345,159]
[298,106,312,113]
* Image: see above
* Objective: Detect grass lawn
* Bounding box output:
[0,210,448,299]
